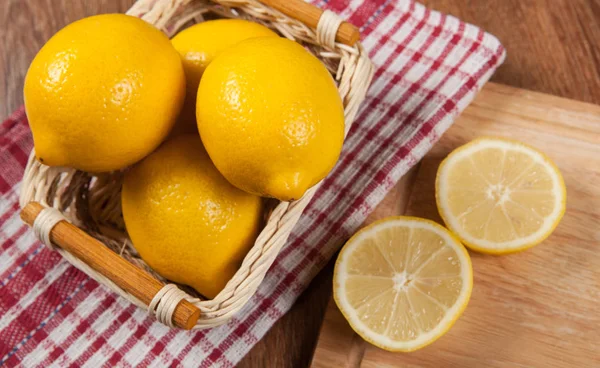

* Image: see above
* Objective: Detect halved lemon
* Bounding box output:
[436,137,566,254]
[333,217,473,352]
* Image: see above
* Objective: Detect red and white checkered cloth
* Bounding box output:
[0,0,505,366]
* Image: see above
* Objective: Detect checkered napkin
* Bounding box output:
[0,0,505,366]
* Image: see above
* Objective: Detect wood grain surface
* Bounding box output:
[312,84,600,368]
[1,1,600,367]
[310,82,600,367]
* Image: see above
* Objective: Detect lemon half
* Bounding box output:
[333,217,473,352]
[436,137,566,254]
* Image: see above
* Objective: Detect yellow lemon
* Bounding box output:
[171,19,277,134]
[436,137,566,254]
[197,37,345,201]
[334,217,473,352]
[121,135,263,298]
[24,14,185,172]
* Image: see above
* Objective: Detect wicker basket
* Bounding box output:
[20,0,373,329]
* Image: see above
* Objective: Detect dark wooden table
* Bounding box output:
[2,1,599,367]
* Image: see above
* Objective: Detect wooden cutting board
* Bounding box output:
[309,82,600,368]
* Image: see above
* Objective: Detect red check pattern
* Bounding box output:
[0,1,505,366]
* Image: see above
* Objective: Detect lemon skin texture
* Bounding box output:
[24,14,185,172]
[197,37,345,201]
[170,19,277,134]
[121,135,264,299]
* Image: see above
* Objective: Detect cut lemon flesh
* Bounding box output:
[436,137,566,254]
[333,217,472,352]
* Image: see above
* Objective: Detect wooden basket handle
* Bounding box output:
[260,0,360,46]
[20,202,200,330]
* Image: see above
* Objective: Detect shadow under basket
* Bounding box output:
[19,0,373,330]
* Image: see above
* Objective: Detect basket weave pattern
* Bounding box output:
[20,0,373,329]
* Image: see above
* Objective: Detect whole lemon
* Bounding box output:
[197,37,345,201]
[171,19,277,133]
[24,14,185,172]
[121,135,263,298]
